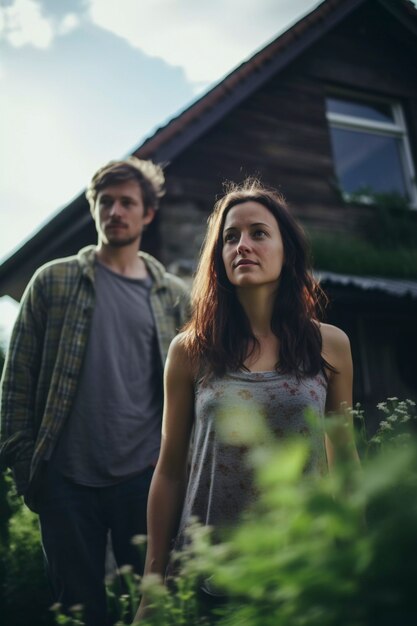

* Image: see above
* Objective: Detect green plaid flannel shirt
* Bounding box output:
[0,245,190,508]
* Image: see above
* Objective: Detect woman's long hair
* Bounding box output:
[183,179,332,378]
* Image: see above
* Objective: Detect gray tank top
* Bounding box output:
[176,369,328,547]
[51,262,163,486]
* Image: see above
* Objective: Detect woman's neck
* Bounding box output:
[236,285,277,337]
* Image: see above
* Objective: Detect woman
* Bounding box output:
[134,180,359,620]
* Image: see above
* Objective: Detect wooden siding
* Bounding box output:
[159,0,417,267]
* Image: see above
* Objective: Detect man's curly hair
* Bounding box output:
[86,156,165,215]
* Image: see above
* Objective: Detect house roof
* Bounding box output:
[134,0,417,165]
[1,0,417,300]
[317,271,417,300]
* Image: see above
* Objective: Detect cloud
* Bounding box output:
[0,0,80,48]
[88,0,318,85]
[1,0,53,48]
[57,13,79,36]
[0,0,318,77]
[0,19,195,260]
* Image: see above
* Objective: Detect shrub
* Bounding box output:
[3,399,417,626]
[0,476,54,626]
[135,398,417,626]
[310,232,417,279]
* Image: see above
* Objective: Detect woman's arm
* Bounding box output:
[134,333,195,621]
[321,323,360,471]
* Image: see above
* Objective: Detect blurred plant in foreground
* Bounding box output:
[52,398,417,625]
[132,397,417,626]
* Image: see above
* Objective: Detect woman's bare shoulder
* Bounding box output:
[167,332,198,379]
[320,322,350,347]
[319,323,352,368]
[169,331,187,352]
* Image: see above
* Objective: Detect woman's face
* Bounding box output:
[221,201,284,290]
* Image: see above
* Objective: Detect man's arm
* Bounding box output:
[0,273,46,494]
[168,274,191,330]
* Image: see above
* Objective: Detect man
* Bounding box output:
[0,157,189,625]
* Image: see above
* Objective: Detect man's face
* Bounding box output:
[94,179,155,248]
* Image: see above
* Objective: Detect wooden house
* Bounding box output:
[1,0,417,426]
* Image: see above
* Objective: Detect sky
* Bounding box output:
[0,0,326,340]
[2,0,415,341]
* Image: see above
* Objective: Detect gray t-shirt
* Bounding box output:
[51,262,163,486]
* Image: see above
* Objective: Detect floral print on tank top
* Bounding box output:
[174,369,328,552]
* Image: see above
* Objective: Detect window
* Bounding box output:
[326,93,417,207]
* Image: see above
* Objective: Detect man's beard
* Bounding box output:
[106,235,140,248]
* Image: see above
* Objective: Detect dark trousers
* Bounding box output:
[37,464,154,626]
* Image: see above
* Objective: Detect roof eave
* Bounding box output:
[135,0,367,164]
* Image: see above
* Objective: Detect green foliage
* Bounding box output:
[343,188,410,212]
[3,400,417,626]
[1,332,53,625]
[0,486,54,626]
[309,187,417,278]
[130,521,214,626]
[359,191,417,250]
[370,397,416,447]
[108,566,141,624]
[310,232,417,279]
[210,452,416,625]
[134,398,417,626]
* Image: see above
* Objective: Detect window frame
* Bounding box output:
[326,90,417,208]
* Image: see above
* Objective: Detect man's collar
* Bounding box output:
[77,245,167,288]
